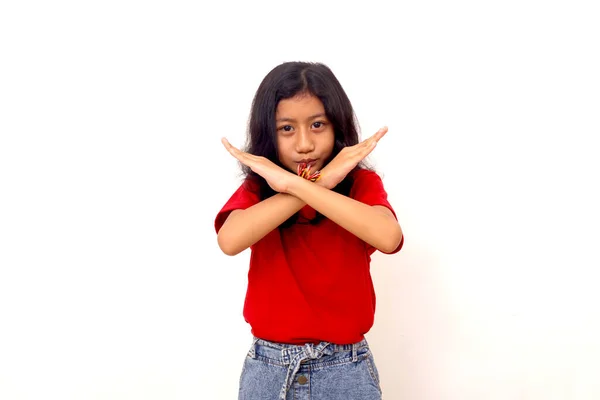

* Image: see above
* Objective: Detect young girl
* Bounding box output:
[215,62,403,400]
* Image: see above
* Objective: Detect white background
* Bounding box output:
[1,0,599,399]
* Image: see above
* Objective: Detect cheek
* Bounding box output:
[275,136,283,154]
[276,139,291,162]
[323,131,335,154]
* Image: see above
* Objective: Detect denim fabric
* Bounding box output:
[238,337,382,400]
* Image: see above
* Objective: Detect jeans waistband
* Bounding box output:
[251,337,368,356]
[249,337,369,400]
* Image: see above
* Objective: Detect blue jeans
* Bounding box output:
[238,337,383,400]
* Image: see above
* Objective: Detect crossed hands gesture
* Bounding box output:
[221,127,388,193]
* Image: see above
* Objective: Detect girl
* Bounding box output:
[215,62,403,400]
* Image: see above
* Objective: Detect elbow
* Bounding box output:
[380,226,403,254]
[217,231,241,256]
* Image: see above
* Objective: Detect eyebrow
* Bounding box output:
[276,113,327,123]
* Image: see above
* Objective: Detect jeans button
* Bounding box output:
[297,375,308,385]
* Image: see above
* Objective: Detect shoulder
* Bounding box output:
[347,168,393,205]
[214,176,261,233]
[241,176,261,193]
[349,168,385,193]
[350,168,381,181]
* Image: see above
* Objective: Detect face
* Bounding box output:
[275,94,335,174]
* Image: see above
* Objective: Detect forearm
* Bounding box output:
[217,192,306,256]
[286,176,402,253]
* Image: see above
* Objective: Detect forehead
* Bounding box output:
[275,94,325,119]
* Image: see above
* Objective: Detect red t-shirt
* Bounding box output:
[214,169,403,345]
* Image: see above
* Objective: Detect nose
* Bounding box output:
[295,128,315,153]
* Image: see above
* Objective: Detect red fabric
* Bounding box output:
[214,169,403,345]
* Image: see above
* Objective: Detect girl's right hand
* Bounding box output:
[318,126,388,189]
[221,137,296,193]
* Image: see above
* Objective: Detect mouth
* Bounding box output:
[296,159,321,181]
[296,159,318,168]
[297,161,317,175]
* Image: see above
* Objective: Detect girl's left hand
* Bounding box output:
[318,126,388,189]
[221,138,294,193]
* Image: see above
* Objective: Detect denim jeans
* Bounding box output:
[238,337,383,400]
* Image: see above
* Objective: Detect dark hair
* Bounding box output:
[241,61,370,227]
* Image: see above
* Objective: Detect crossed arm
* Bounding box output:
[217,128,403,256]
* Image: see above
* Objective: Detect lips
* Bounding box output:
[297,159,317,167]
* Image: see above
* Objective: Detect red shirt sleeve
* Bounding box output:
[214,179,261,234]
[350,169,404,255]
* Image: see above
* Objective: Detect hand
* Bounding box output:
[318,126,388,189]
[221,137,295,193]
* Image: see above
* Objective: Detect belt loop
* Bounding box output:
[281,347,291,365]
[352,342,358,362]
[249,337,259,359]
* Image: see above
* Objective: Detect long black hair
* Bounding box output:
[241,61,370,227]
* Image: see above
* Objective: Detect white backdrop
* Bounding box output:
[1,1,599,399]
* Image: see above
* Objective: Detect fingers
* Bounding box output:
[353,126,387,153]
[368,126,388,144]
[222,137,263,170]
[221,137,237,154]
[222,137,249,163]
[351,126,387,160]
[354,126,388,151]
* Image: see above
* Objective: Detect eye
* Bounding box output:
[278,125,294,133]
[312,121,327,130]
